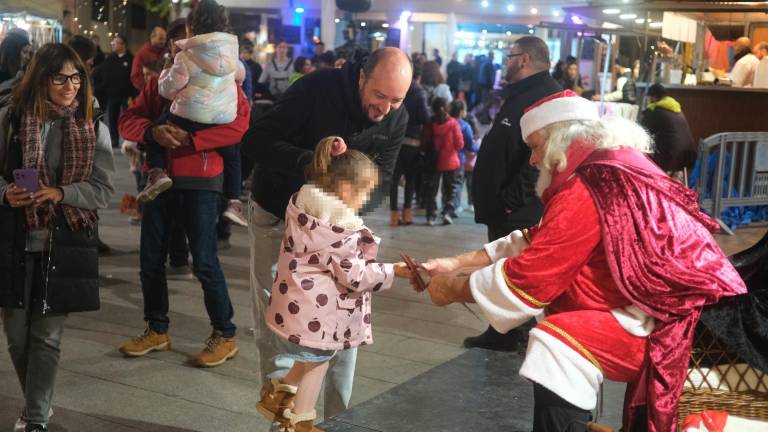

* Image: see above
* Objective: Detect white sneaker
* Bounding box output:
[14,408,54,432]
[222,200,248,227]
[442,214,454,225]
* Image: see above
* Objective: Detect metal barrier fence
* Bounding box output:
[695,132,768,235]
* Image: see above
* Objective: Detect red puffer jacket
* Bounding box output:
[423,117,463,172]
[118,76,250,183]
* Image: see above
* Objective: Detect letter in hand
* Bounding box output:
[400,253,432,292]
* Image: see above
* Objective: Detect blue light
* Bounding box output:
[295,7,305,13]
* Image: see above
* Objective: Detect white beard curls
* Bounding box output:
[535,167,553,198]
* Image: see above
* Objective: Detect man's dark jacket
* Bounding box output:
[93,51,137,100]
[473,71,561,228]
[242,60,408,219]
[640,102,697,172]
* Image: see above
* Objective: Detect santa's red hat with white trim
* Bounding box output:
[520,90,599,142]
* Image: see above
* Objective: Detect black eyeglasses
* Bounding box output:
[50,73,83,86]
[506,53,525,59]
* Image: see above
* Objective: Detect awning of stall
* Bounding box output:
[1,0,62,21]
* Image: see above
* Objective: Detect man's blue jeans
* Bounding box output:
[140,190,236,337]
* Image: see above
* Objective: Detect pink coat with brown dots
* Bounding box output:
[266,185,394,351]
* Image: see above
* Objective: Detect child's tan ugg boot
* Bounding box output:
[256,377,297,423]
[282,409,324,432]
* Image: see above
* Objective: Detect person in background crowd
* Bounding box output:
[459,53,475,107]
[550,55,573,82]
[259,39,293,100]
[390,65,430,226]
[316,51,336,70]
[238,39,254,100]
[469,36,561,351]
[289,56,313,85]
[117,16,251,368]
[752,41,768,88]
[450,99,479,214]
[411,52,427,69]
[423,97,463,226]
[728,37,758,87]
[90,34,105,67]
[1,42,116,432]
[594,56,636,103]
[0,31,31,85]
[239,38,263,99]
[640,83,697,174]
[242,47,410,420]
[334,57,347,69]
[433,48,443,67]
[91,34,137,148]
[130,25,168,91]
[67,35,96,71]
[310,40,325,65]
[446,51,462,95]
[421,60,452,104]
[558,60,583,96]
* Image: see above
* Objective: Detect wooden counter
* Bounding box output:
[637,84,768,143]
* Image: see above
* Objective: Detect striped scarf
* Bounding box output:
[19,100,98,231]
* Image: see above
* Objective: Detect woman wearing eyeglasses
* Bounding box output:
[0,43,115,432]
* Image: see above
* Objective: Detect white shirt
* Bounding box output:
[729,53,759,87]
[753,57,768,88]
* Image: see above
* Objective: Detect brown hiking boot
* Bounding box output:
[401,208,413,225]
[255,377,297,423]
[282,409,324,432]
[192,331,238,367]
[389,210,400,226]
[119,327,171,357]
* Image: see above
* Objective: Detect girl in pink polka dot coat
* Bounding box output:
[259,136,397,432]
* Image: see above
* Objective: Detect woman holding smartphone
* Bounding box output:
[0,43,115,432]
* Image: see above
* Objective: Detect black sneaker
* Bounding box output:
[25,424,48,432]
[462,324,532,352]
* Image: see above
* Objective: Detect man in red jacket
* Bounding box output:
[117,19,251,367]
[130,25,167,91]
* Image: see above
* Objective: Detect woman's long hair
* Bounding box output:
[421,60,444,87]
[11,43,93,122]
[0,32,30,76]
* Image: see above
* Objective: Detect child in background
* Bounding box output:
[136,0,248,226]
[257,136,406,432]
[449,99,480,213]
[422,97,464,226]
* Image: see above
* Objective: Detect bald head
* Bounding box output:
[358,48,413,123]
[736,37,752,53]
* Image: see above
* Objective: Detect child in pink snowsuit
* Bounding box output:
[258,136,396,432]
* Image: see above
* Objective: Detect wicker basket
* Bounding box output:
[677,325,768,429]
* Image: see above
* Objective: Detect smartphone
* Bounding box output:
[12,168,40,193]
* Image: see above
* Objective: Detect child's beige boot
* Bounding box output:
[256,377,297,423]
[282,409,324,432]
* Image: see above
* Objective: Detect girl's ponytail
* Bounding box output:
[309,136,337,182]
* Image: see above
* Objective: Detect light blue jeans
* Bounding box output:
[247,199,358,418]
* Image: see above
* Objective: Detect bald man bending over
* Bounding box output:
[241,47,411,419]
[730,36,759,87]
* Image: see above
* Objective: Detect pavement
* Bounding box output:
[1,150,765,431]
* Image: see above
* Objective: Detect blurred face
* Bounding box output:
[20,45,32,68]
[567,63,579,80]
[111,37,126,54]
[315,44,324,55]
[464,53,473,64]
[48,62,81,107]
[142,66,158,81]
[150,27,167,49]
[336,179,376,211]
[757,48,768,60]
[301,59,313,74]
[240,49,253,62]
[358,65,411,123]
[276,42,289,60]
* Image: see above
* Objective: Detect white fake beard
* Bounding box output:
[535,167,553,198]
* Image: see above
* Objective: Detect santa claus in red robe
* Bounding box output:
[410,91,746,432]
